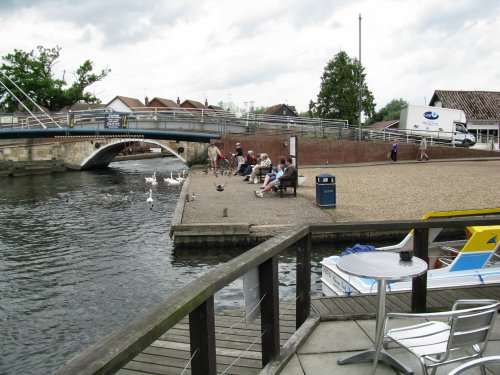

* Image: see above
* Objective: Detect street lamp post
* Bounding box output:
[358,13,363,141]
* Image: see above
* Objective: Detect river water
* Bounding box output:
[0,157,339,375]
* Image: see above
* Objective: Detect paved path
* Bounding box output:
[281,315,500,374]
[180,158,500,228]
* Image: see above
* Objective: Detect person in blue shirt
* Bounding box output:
[260,156,287,188]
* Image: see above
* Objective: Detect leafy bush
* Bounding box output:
[186,151,207,167]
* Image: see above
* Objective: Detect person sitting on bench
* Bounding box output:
[260,156,287,188]
[254,157,294,197]
[246,153,271,184]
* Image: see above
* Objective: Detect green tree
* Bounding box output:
[0,46,109,112]
[251,106,267,115]
[366,98,407,125]
[310,51,375,125]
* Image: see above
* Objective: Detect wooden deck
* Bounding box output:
[115,284,500,375]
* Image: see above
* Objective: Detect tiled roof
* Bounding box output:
[63,102,107,111]
[264,104,298,116]
[149,97,179,108]
[180,99,206,109]
[429,90,500,120]
[208,105,224,111]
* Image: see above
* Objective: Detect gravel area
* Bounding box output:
[298,160,500,222]
[180,160,500,225]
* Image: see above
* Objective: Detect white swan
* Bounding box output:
[175,172,185,182]
[147,189,153,209]
[164,172,180,185]
[145,172,156,183]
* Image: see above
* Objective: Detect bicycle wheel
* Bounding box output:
[219,158,230,173]
[230,156,238,172]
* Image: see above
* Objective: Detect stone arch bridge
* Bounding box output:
[0,128,219,170]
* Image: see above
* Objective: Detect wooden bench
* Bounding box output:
[276,170,297,197]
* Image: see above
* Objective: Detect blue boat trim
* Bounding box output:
[450,252,491,272]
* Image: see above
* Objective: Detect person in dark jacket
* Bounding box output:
[233,142,244,175]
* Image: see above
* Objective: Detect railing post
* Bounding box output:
[296,233,311,329]
[412,227,429,313]
[259,256,280,366]
[189,296,216,375]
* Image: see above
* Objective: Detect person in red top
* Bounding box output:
[237,150,256,176]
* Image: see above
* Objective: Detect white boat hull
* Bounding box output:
[321,255,500,297]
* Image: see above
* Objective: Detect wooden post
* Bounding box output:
[259,256,280,366]
[412,228,429,313]
[296,234,311,329]
[189,296,216,375]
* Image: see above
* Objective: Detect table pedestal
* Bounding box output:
[337,348,413,374]
[337,279,414,375]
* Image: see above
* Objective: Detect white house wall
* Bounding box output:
[106,99,132,112]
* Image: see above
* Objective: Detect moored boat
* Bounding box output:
[321,209,500,296]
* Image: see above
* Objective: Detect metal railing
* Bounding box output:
[52,215,500,375]
[1,109,497,149]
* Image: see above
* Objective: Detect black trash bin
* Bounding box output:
[316,173,336,208]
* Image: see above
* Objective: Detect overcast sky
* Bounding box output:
[1,0,499,114]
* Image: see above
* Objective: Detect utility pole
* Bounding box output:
[358,13,363,141]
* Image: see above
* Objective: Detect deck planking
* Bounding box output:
[116,284,500,374]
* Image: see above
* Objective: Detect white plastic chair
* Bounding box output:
[447,355,500,375]
[382,299,499,375]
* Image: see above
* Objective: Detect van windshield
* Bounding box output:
[455,123,468,133]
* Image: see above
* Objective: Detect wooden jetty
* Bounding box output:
[54,217,500,375]
[116,285,500,375]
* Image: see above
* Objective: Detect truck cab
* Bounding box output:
[454,123,476,147]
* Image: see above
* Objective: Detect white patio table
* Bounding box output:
[336,251,428,375]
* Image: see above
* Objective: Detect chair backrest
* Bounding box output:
[447,300,499,354]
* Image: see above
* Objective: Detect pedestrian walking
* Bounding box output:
[208,143,221,170]
[418,137,429,161]
[390,140,399,162]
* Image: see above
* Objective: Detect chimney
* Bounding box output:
[144,96,149,106]
[205,99,208,108]
[177,97,180,105]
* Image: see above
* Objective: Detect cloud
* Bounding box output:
[1,0,499,114]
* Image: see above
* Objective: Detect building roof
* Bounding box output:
[208,104,224,111]
[368,120,399,129]
[264,104,298,116]
[63,102,107,111]
[429,90,500,120]
[180,99,206,109]
[148,97,180,108]
[107,96,146,110]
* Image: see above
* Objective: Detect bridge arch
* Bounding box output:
[79,138,189,170]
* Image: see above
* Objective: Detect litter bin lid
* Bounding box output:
[316,173,335,183]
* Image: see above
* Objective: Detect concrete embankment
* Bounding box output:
[170,158,500,247]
